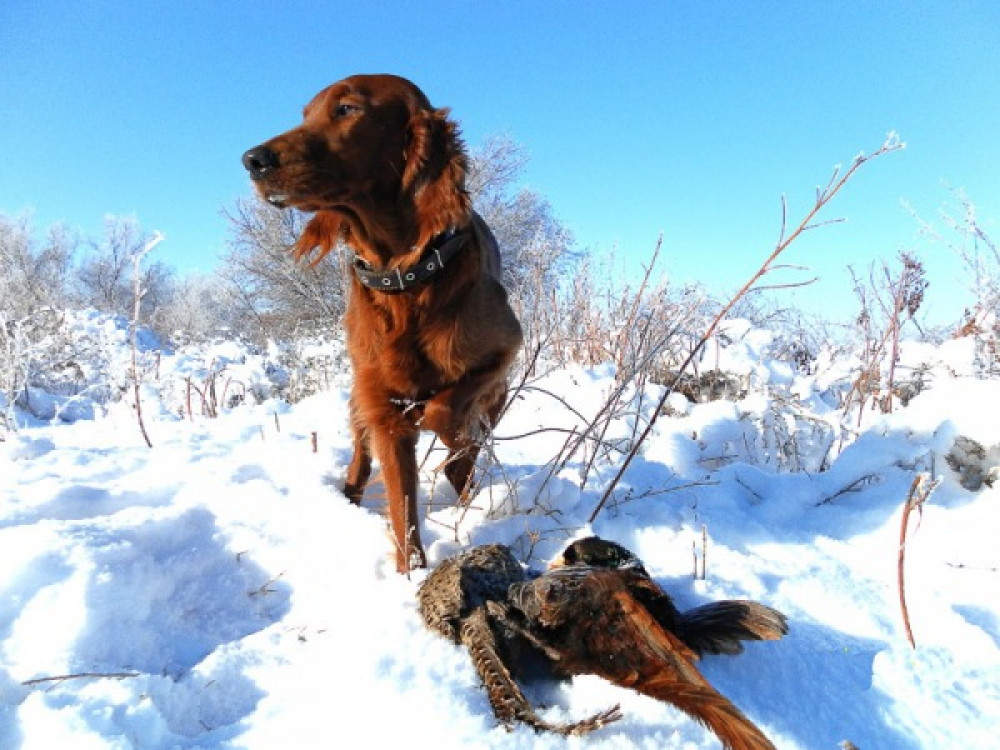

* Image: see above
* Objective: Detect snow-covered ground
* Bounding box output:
[1,312,998,748]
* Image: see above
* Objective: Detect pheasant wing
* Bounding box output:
[513,569,776,750]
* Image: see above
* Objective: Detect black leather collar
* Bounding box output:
[352,228,466,292]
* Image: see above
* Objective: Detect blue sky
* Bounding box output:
[2,1,998,324]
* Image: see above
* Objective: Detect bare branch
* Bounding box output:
[589,134,904,522]
[130,231,164,449]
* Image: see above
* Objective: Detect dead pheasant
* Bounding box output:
[501,537,787,750]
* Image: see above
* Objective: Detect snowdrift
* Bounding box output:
[1,311,998,748]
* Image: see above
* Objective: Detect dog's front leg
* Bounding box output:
[343,401,372,504]
[370,425,425,572]
[421,363,511,503]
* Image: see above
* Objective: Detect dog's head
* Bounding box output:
[242,74,470,263]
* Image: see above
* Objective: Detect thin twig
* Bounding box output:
[23,671,141,687]
[898,472,939,649]
[944,561,999,573]
[528,426,580,508]
[749,276,820,293]
[615,234,662,374]
[816,473,880,506]
[130,231,164,449]
[700,524,707,580]
[248,571,285,598]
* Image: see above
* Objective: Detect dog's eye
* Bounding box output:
[334,103,361,118]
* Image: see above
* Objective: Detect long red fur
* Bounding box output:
[244,75,522,571]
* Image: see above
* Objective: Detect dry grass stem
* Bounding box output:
[898,472,940,649]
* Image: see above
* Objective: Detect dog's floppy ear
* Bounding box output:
[403,108,471,234]
[293,211,346,266]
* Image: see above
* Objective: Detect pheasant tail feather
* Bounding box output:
[636,675,776,750]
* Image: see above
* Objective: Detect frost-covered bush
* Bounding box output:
[0,308,140,422]
[276,320,352,403]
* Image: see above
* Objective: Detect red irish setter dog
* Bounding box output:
[242,74,523,572]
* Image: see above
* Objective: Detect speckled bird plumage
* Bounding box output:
[418,544,525,644]
[417,543,621,735]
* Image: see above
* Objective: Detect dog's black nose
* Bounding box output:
[242,146,279,179]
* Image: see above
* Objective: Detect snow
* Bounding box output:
[2,312,999,748]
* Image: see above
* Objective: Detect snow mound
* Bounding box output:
[1,311,998,748]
